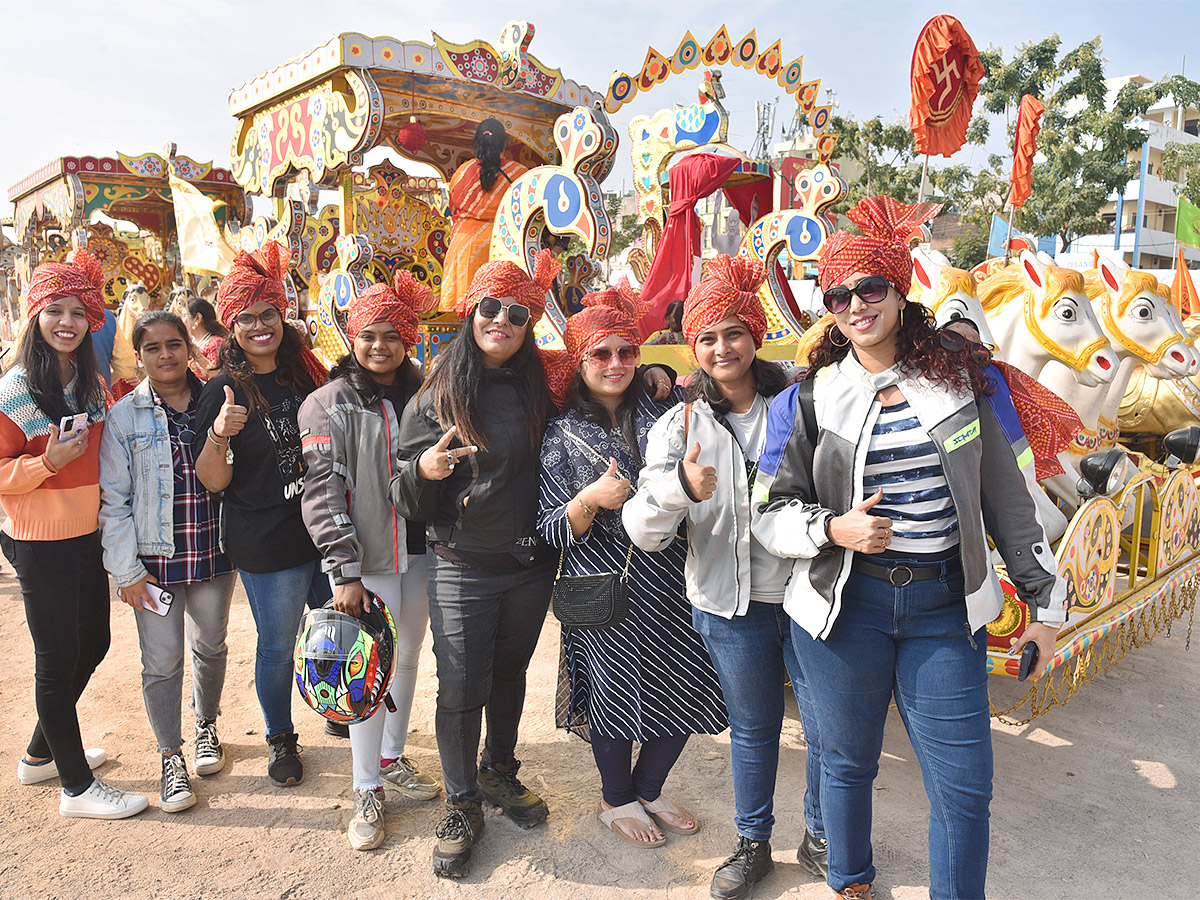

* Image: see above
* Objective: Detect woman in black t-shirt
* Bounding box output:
[194,246,331,790]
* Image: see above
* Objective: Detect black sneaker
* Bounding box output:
[324,720,350,739]
[476,758,548,828]
[432,802,485,878]
[266,732,303,787]
[710,836,774,900]
[160,751,196,813]
[194,718,225,776]
[797,829,829,878]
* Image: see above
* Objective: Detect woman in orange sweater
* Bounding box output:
[0,251,148,819]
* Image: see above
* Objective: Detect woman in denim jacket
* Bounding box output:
[99,311,236,815]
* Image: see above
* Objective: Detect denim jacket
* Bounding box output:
[98,379,189,587]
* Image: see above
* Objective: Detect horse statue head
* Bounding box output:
[1085,254,1197,380]
[910,248,997,346]
[978,250,1118,388]
[167,283,196,320]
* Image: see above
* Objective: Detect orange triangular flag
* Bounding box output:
[1173,246,1198,316]
[1092,248,1100,269]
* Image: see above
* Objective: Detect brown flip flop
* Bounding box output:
[597,800,666,848]
[638,795,700,835]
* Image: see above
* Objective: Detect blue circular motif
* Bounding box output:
[543,174,582,230]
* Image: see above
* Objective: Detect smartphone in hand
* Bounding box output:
[144,583,175,617]
[58,414,88,441]
[1017,642,1039,681]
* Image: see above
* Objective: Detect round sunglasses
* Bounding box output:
[477,296,531,328]
[584,345,640,367]
[823,275,892,314]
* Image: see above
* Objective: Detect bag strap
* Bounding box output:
[682,401,693,445]
[797,377,819,475]
[555,539,635,578]
[560,427,626,480]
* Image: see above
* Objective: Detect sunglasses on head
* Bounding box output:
[823,275,892,314]
[585,345,640,367]
[477,296,531,328]
[939,325,995,366]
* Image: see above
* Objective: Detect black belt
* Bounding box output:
[851,557,950,587]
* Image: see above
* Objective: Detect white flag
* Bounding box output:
[169,172,236,276]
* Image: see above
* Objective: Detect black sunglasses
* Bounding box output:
[939,326,995,366]
[822,275,893,314]
[477,296,531,328]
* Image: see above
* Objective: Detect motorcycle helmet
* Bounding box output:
[294,591,397,725]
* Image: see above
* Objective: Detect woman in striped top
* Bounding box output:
[752,196,1066,900]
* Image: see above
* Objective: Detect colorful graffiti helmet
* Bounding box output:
[294,594,397,725]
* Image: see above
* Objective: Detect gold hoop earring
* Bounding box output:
[899,306,905,328]
[828,326,849,347]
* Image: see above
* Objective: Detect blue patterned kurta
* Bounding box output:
[538,390,728,742]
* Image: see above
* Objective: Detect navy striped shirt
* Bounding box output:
[862,400,959,554]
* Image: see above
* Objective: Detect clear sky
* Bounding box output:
[2,0,1198,221]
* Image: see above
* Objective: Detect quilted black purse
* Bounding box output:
[550,544,634,629]
[550,428,635,629]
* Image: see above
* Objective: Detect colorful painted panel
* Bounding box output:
[1155,469,1200,569]
[230,71,384,197]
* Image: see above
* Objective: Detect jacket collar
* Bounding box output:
[131,377,155,408]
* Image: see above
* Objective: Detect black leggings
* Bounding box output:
[1,530,111,792]
[590,733,690,807]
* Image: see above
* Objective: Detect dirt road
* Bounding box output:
[0,565,1196,900]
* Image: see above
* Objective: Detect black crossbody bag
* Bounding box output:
[550,429,634,629]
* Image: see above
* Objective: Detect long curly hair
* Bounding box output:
[806,300,994,398]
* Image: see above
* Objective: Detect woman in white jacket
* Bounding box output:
[623,256,826,900]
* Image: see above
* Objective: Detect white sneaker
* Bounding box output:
[59,776,149,819]
[17,748,107,785]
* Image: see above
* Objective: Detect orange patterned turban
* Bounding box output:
[544,280,647,404]
[682,255,769,350]
[817,196,943,295]
[26,249,107,333]
[347,270,431,347]
[457,248,562,322]
[215,242,326,387]
[215,243,292,329]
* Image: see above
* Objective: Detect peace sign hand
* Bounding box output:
[417,425,478,481]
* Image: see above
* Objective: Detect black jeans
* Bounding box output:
[427,554,554,803]
[1,530,111,792]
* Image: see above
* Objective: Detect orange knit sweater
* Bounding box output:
[0,367,105,541]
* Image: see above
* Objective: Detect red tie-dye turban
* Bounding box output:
[346,270,432,347]
[682,255,769,350]
[26,249,107,333]
[817,196,943,295]
[456,248,562,322]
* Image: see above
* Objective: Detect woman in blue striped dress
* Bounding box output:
[538,285,727,849]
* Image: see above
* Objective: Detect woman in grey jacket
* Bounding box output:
[99,311,235,814]
[298,278,442,851]
[751,197,1067,900]
[623,256,827,900]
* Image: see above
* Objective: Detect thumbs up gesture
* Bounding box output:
[827,489,894,553]
[681,442,717,502]
[213,385,248,439]
[581,457,633,511]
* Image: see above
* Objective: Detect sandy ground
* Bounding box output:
[0,561,1196,900]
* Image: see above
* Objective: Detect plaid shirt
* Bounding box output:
[140,389,233,587]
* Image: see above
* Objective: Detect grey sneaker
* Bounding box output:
[59,777,149,820]
[161,752,196,812]
[348,787,385,851]
[381,756,442,801]
[194,719,225,776]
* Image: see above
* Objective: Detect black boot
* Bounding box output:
[432,801,485,878]
[710,836,774,900]
[476,758,548,828]
[797,829,829,878]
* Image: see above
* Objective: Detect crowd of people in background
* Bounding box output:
[0,194,1066,900]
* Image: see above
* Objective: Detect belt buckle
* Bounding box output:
[889,565,913,587]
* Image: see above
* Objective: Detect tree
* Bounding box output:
[977,36,1160,252]
[827,115,924,214]
[605,194,640,259]
[1162,143,1200,206]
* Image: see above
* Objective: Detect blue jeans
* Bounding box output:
[792,562,992,899]
[239,560,332,739]
[691,601,824,842]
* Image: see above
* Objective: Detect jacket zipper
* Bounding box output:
[382,400,399,572]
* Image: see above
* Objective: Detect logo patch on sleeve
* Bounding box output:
[943,419,981,453]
